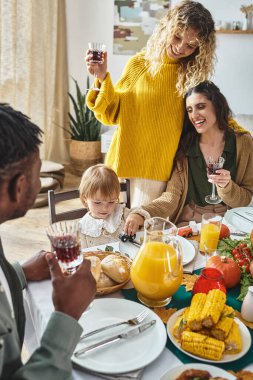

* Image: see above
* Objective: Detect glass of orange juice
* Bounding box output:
[199,213,222,253]
[130,217,183,307]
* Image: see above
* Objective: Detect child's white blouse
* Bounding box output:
[79,203,125,237]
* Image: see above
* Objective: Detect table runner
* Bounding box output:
[122,270,253,371]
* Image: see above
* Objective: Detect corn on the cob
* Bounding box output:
[187,293,207,331]
[198,328,211,337]
[211,317,234,341]
[224,321,242,354]
[221,305,235,318]
[181,331,224,360]
[201,289,226,328]
[173,308,189,340]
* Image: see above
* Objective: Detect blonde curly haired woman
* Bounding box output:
[86,1,242,207]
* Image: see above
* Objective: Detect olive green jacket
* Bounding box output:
[0,239,82,380]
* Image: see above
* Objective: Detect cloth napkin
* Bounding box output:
[73,363,145,379]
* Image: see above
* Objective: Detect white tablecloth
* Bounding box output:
[24,237,253,379]
[24,282,183,379]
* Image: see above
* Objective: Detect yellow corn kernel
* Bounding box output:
[211,317,234,341]
[221,305,235,318]
[201,289,226,328]
[173,308,189,340]
[187,293,207,331]
[181,331,225,361]
[224,321,242,354]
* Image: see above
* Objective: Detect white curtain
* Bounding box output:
[0,0,69,162]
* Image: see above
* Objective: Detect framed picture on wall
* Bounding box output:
[113,0,170,55]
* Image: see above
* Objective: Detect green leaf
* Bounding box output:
[105,245,114,252]
[67,77,102,141]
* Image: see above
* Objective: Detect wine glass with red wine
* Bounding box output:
[87,42,106,91]
[47,220,83,274]
[47,220,93,316]
[205,156,225,204]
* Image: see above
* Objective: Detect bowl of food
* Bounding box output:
[83,251,131,296]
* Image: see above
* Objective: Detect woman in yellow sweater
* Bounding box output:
[124,81,253,234]
[86,1,216,207]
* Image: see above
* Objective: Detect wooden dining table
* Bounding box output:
[23,238,253,380]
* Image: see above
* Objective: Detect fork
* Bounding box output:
[79,309,149,341]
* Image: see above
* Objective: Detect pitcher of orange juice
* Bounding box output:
[130,217,183,307]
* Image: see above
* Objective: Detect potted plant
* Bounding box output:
[67,77,102,175]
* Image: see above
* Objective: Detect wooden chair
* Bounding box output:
[48,179,131,224]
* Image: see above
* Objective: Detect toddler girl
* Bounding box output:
[79,164,149,248]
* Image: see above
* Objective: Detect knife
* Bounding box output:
[233,212,253,224]
[74,319,156,357]
[230,232,248,237]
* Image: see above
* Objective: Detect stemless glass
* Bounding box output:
[204,239,220,263]
[87,42,106,91]
[199,213,222,253]
[130,217,183,307]
[46,220,83,274]
[192,268,226,295]
[205,156,225,204]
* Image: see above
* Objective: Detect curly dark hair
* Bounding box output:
[0,103,42,185]
[175,81,232,162]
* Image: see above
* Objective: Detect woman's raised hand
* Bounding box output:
[85,49,107,82]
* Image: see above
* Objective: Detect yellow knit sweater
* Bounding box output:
[86,53,245,181]
[86,52,184,181]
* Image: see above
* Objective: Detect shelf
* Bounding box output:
[216,29,253,34]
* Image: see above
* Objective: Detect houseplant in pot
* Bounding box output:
[67,77,102,175]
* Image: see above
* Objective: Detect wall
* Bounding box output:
[66,0,253,115]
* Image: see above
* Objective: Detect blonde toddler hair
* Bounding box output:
[145,0,216,96]
[79,164,120,206]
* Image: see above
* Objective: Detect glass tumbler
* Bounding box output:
[46,220,83,274]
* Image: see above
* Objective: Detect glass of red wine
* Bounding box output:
[205,156,225,204]
[47,220,83,274]
[88,42,106,91]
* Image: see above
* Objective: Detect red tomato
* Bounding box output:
[238,259,249,266]
[245,264,250,273]
[219,224,230,240]
[243,247,251,255]
[234,253,243,260]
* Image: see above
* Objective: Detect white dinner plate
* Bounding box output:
[72,298,167,374]
[160,363,236,380]
[224,207,253,233]
[119,231,195,266]
[167,308,251,363]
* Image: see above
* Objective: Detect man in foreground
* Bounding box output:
[0,103,96,379]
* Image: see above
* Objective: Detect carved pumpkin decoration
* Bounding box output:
[206,256,241,288]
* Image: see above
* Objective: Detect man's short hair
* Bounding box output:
[0,103,43,184]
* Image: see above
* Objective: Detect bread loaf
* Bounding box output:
[101,254,130,283]
[97,272,117,288]
[85,255,101,282]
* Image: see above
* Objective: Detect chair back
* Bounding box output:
[48,179,130,224]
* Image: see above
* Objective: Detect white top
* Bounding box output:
[79,203,125,237]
